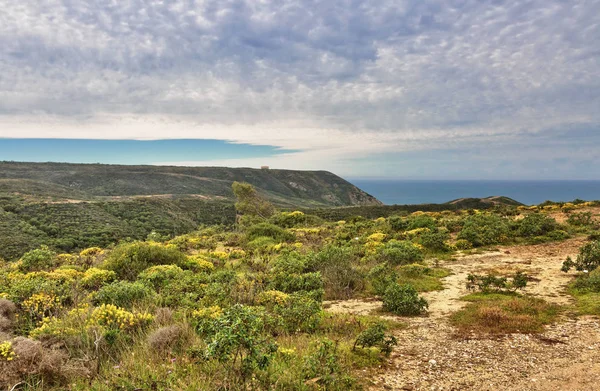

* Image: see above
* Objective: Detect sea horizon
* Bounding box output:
[348,179,600,206]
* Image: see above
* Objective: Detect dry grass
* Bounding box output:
[147,324,189,353]
[450,294,560,336]
[1,337,68,388]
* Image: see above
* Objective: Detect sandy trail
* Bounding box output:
[326,237,600,390]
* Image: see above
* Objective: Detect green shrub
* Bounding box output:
[202,304,278,385]
[516,213,558,237]
[19,246,57,272]
[382,283,428,316]
[454,239,473,250]
[419,229,450,252]
[367,263,398,296]
[92,281,155,309]
[388,215,409,231]
[81,268,116,289]
[138,265,185,290]
[269,292,322,334]
[102,242,187,280]
[572,268,600,293]
[308,245,363,300]
[378,240,423,266]
[353,322,397,356]
[302,339,355,389]
[458,214,509,246]
[159,271,210,308]
[466,272,528,293]
[246,223,294,242]
[567,212,595,227]
[246,236,277,253]
[562,240,600,272]
[269,272,324,298]
[406,215,436,230]
[546,230,570,241]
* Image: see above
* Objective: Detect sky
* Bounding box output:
[0,0,599,179]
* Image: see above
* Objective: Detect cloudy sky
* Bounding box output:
[1,0,599,179]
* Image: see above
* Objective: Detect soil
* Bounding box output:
[326,237,600,391]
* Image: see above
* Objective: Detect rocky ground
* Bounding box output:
[326,237,600,391]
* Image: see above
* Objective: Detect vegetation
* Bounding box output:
[1,176,600,390]
[451,294,560,335]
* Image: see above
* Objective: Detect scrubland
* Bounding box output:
[1,194,600,390]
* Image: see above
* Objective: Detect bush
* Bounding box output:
[572,268,600,293]
[19,246,57,272]
[138,265,185,290]
[269,272,324,299]
[102,242,188,280]
[246,223,294,242]
[308,246,363,300]
[147,325,187,353]
[353,322,397,356]
[466,272,528,293]
[302,339,356,389]
[406,215,437,230]
[516,213,558,237]
[81,268,116,289]
[269,292,322,334]
[567,212,595,227]
[92,281,155,309]
[155,271,210,308]
[368,263,398,296]
[382,283,428,316]
[562,240,600,272]
[378,240,424,266]
[202,304,278,385]
[458,214,509,247]
[420,229,450,252]
[388,215,409,231]
[454,239,473,250]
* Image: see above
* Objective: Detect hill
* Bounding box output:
[0,161,381,207]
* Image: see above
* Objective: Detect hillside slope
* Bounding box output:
[0,162,381,207]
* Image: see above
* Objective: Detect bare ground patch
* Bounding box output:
[328,237,600,390]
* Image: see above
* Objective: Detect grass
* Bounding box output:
[450,293,561,336]
[571,292,600,315]
[397,266,451,292]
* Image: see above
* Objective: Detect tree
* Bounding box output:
[232,182,275,219]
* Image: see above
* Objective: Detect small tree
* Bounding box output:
[232,182,275,219]
[562,240,600,272]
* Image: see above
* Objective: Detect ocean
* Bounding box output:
[348,180,600,206]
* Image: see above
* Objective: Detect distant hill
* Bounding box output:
[301,196,523,221]
[446,196,524,207]
[0,161,381,207]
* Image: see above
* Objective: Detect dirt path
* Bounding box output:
[326,237,600,390]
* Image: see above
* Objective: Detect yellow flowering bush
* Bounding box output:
[30,317,78,340]
[23,293,62,322]
[80,247,104,258]
[191,305,223,334]
[184,256,215,273]
[81,268,116,289]
[257,290,290,307]
[88,304,153,331]
[209,251,229,260]
[367,232,386,243]
[0,341,15,361]
[405,228,431,239]
[56,253,77,264]
[47,268,84,283]
[191,306,223,322]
